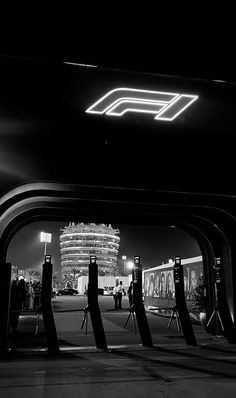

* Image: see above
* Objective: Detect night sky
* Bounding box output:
[7,221,201,279]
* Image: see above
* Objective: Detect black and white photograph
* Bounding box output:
[0,2,236,397]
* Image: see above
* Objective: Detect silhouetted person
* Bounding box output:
[117,281,125,309]
[113,282,119,309]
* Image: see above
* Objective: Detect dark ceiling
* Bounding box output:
[0,3,235,83]
[0,3,236,197]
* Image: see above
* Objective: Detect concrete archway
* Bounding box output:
[1,182,236,350]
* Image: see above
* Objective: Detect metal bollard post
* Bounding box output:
[208,257,236,343]
[88,256,107,349]
[133,256,153,347]
[173,256,197,346]
[41,255,59,354]
[0,262,11,353]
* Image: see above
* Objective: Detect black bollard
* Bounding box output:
[174,256,197,346]
[41,255,59,354]
[88,256,107,349]
[132,256,153,347]
[0,262,11,353]
[208,257,236,343]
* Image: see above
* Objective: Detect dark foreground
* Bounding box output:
[1,296,236,397]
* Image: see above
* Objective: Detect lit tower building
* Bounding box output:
[60,223,120,280]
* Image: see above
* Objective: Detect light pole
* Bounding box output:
[122,255,127,274]
[40,232,52,259]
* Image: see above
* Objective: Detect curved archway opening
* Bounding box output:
[0,182,235,351]
[6,216,205,351]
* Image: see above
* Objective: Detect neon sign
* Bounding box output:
[86,88,198,121]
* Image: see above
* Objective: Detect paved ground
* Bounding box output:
[1,296,236,397]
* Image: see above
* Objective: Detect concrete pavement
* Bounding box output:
[1,296,236,397]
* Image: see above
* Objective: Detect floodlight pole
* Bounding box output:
[40,232,51,261]
[44,241,47,256]
[122,255,127,274]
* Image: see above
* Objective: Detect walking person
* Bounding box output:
[117,281,125,309]
[113,282,119,309]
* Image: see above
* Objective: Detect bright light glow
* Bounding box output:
[127,261,134,269]
[62,259,114,264]
[61,232,120,240]
[86,87,198,121]
[40,232,52,243]
[155,94,198,121]
[61,247,118,253]
[61,253,117,259]
[122,255,127,260]
[63,62,98,68]
[212,80,226,83]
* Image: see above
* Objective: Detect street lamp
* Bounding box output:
[40,232,52,258]
[122,255,127,273]
[127,261,134,269]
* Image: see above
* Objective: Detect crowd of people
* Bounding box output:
[9,279,42,334]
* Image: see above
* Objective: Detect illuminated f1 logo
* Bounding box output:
[86,88,198,121]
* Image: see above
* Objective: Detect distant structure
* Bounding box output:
[60,222,120,284]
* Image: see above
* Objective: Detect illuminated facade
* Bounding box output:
[60,223,120,281]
